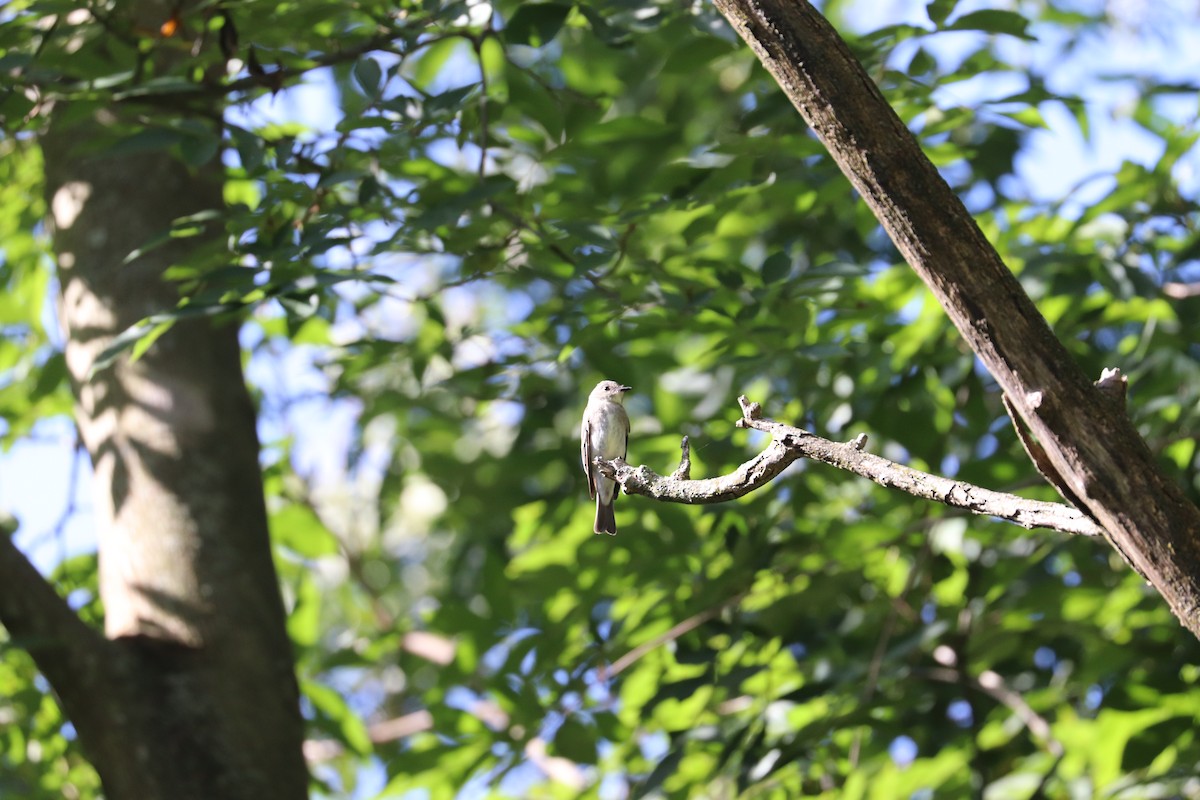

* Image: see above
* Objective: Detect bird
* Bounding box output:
[580,380,631,535]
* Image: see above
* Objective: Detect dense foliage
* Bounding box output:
[2,0,1200,796]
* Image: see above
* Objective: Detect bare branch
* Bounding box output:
[1001,392,1083,510]
[598,397,1103,538]
[850,538,930,767]
[303,711,434,762]
[598,592,747,682]
[918,666,1063,757]
[1164,281,1200,299]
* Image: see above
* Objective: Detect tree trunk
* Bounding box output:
[713,0,1200,637]
[16,2,310,796]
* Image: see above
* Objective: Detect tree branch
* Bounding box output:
[597,397,1103,538]
[0,533,96,652]
[0,533,107,708]
[598,591,748,682]
[917,666,1063,757]
[712,0,1200,637]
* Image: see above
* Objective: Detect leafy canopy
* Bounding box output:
[1,0,1200,797]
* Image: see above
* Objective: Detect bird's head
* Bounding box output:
[591,380,631,403]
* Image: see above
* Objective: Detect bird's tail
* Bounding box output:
[594,498,617,535]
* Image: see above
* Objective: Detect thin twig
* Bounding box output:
[917,666,1063,757]
[848,537,930,767]
[598,592,747,681]
[473,32,491,179]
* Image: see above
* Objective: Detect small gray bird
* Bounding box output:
[581,380,631,535]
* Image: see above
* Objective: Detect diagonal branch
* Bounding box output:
[597,397,1103,538]
[917,666,1063,757]
[0,532,106,697]
[711,0,1200,637]
[0,535,132,784]
[598,591,748,682]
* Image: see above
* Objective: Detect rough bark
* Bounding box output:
[712,0,1200,636]
[6,2,310,796]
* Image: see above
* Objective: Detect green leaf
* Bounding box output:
[553,717,598,764]
[271,503,339,558]
[926,0,957,26]
[229,125,265,172]
[179,129,220,166]
[128,319,175,363]
[505,4,572,47]
[99,128,186,158]
[353,56,383,96]
[425,82,480,113]
[404,37,466,92]
[288,573,322,648]
[89,319,161,375]
[1000,105,1047,129]
[29,352,66,402]
[761,252,791,284]
[576,5,630,46]
[302,679,373,756]
[946,9,1033,39]
[631,748,683,800]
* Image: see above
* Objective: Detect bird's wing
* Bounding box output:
[581,416,596,499]
[619,404,630,459]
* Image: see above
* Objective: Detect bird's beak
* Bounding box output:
[619,385,632,392]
